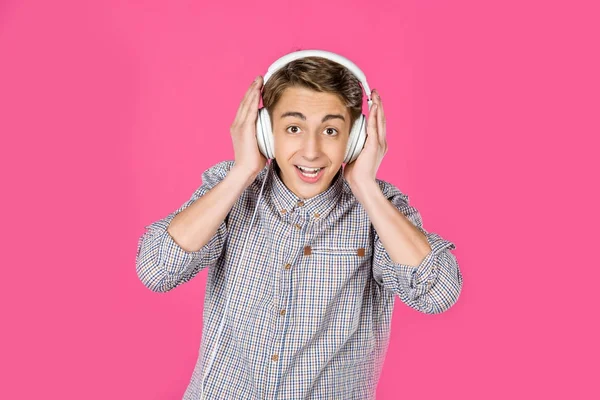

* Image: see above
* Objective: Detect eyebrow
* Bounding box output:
[280,111,346,123]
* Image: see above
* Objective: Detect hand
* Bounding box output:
[230,76,268,180]
[344,89,387,191]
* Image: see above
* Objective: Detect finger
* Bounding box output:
[243,76,264,122]
[238,77,260,119]
[366,104,378,147]
[374,92,386,146]
[233,83,254,124]
[247,87,261,122]
[235,77,261,123]
[242,79,262,124]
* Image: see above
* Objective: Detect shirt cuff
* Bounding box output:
[146,214,222,275]
[378,231,456,293]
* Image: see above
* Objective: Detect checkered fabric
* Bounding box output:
[136,159,462,399]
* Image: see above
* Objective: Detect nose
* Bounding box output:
[302,132,321,161]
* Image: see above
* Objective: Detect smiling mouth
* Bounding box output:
[295,165,324,176]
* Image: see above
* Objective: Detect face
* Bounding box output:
[271,86,351,200]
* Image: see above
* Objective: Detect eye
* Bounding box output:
[324,127,338,136]
[286,126,301,134]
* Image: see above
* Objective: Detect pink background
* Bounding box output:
[1,0,598,399]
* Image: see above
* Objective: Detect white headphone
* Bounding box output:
[200,50,372,399]
[256,49,374,164]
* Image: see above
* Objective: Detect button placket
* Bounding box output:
[270,211,304,381]
[274,208,312,380]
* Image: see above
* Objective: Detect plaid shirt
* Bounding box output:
[136,159,463,399]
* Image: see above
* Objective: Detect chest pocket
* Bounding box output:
[305,245,372,283]
[296,243,373,296]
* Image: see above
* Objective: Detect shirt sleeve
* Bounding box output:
[371,180,463,314]
[135,160,235,292]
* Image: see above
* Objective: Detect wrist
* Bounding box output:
[229,164,259,188]
[349,180,380,203]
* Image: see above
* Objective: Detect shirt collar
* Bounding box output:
[268,159,345,222]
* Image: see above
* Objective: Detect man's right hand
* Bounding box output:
[230,75,268,183]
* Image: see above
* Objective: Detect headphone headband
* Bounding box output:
[262,49,373,107]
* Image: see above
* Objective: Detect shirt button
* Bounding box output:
[284,263,292,270]
[295,223,302,230]
[281,209,287,214]
[272,354,279,361]
[297,200,304,207]
[314,213,320,219]
[280,309,286,315]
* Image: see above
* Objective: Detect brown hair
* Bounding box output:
[261,56,364,133]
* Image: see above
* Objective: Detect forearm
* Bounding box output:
[351,181,431,267]
[167,165,255,252]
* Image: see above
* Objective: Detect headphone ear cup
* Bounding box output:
[256,108,275,159]
[344,114,367,164]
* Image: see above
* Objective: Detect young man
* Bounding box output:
[136,54,463,399]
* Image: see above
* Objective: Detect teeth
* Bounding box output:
[296,165,321,178]
[297,166,321,172]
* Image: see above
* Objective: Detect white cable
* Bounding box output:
[200,162,270,399]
